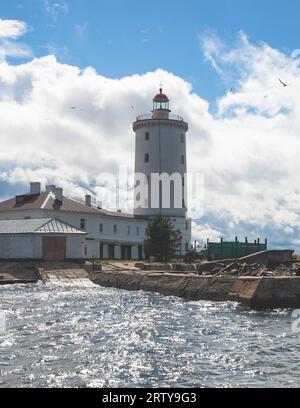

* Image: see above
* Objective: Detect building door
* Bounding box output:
[138,246,143,260]
[121,245,126,260]
[43,237,66,261]
[108,244,115,259]
[121,245,132,260]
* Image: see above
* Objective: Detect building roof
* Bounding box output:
[44,195,102,214]
[153,88,169,102]
[0,218,86,235]
[0,191,148,220]
[0,192,50,212]
[0,192,101,214]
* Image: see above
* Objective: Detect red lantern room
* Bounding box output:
[153,88,170,111]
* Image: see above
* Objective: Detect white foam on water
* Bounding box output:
[46,278,96,288]
[0,310,6,334]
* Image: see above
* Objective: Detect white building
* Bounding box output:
[0,183,147,260]
[133,88,192,250]
[0,89,192,260]
[0,218,86,261]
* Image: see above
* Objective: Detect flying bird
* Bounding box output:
[279,78,291,87]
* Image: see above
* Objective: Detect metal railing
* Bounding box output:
[136,113,184,122]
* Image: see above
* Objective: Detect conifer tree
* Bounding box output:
[144,215,181,262]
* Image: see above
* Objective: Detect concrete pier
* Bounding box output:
[90,269,300,310]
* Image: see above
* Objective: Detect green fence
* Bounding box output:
[200,238,267,261]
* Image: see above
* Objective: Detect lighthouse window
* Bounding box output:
[145,153,149,163]
[99,223,103,233]
[136,226,140,236]
[113,225,117,235]
[181,155,185,165]
[80,218,86,231]
[145,132,150,141]
[181,133,184,143]
[127,226,131,235]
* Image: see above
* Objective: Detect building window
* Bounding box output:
[80,218,86,231]
[127,226,130,235]
[181,133,184,143]
[186,221,189,230]
[145,153,149,163]
[145,132,150,141]
[99,223,103,233]
[136,226,140,236]
[113,225,117,235]
[16,196,23,205]
[181,155,185,165]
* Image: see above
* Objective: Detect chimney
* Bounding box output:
[55,187,63,202]
[85,194,92,207]
[30,182,41,195]
[46,185,56,193]
[97,200,102,209]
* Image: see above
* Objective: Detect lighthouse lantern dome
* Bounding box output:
[153,88,170,111]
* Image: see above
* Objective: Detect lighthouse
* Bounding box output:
[133,88,191,253]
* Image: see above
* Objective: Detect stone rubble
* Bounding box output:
[204,261,300,277]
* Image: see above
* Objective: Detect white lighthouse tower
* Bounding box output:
[133,88,192,253]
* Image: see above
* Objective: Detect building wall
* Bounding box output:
[0,209,147,259]
[132,116,191,252]
[50,211,147,243]
[173,217,192,253]
[0,234,42,259]
[66,235,86,259]
[0,208,191,259]
[48,211,147,259]
[134,119,188,218]
[0,233,85,260]
[0,210,45,221]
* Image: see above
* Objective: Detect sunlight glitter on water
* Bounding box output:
[0,282,299,388]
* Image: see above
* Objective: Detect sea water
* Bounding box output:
[0,281,299,388]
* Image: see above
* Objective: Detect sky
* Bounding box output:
[2,0,300,102]
[0,0,300,251]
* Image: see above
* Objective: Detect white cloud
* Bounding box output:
[0,19,28,39]
[192,221,222,243]
[0,32,300,252]
[0,19,31,61]
[75,23,88,39]
[44,1,69,19]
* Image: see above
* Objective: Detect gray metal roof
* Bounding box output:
[0,218,86,235]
